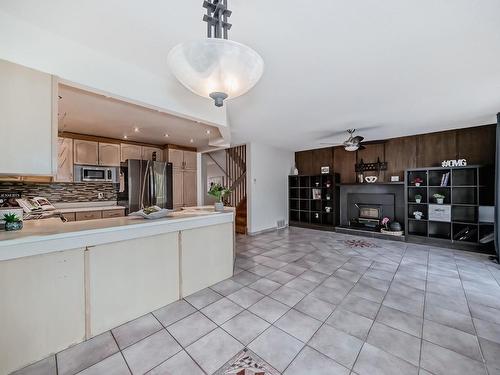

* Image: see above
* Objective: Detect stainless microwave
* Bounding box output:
[74,165,119,183]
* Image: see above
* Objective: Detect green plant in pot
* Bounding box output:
[414,194,422,203]
[3,213,23,231]
[208,183,231,212]
[433,193,445,204]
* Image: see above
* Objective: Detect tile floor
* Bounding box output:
[13,227,500,375]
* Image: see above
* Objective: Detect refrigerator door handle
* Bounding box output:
[150,162,156,206]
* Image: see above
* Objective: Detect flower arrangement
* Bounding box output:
[433,193,445,204]
[414,194,422,203]
[413,211,423,220]
[208,183,231,203]
[3,213,23,231]
[413,177,423,186]
[381,217,390,229]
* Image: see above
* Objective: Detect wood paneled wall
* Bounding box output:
[295,125,496,183]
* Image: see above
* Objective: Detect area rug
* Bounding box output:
[214,348,280,375]
[344,239,378,248]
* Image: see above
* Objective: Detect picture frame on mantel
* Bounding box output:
[321,166,330,174]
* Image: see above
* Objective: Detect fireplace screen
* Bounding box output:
[359,206,381,219]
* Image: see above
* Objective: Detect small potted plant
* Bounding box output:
[415,194,422,203]
[413,211,423,220]
[381,217,390,230]
[413,177,423,187]
[3,213,23,231]
[208,183,231,212]
[433,193,445,204]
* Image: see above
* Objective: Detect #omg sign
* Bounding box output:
[441,159,467,168]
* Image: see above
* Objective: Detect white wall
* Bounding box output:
[247,142,295,234]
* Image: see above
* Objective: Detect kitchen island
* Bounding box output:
[0,208,235,375]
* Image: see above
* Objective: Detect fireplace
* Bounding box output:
[356,204,382,228]
[346,192,396,231]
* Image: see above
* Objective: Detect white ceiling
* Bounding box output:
[2,0,500,150]
[58,84,220,148]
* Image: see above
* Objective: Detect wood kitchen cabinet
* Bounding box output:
[74,140,99,165]
[56,137,74,182]
[0,59,56,176]
[98,142,120,166]
[120,143,142,162]
[169,148,198,208]
[142,146,164,162]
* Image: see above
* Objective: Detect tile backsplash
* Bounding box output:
[0,182,118,203]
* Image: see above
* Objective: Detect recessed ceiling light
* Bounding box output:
[190,138,194,143]
[206,130,211,135]
[164,133,169,138]
[133,127,140,133]
[123,135,128,139]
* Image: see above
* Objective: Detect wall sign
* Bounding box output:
[321,166,330,174]
[441,159,467,167]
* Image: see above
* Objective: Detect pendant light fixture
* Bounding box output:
[168,0,264,107]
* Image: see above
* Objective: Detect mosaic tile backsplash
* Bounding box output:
[0,182,118,203]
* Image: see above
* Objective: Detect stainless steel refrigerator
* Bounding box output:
[118,160,173,213]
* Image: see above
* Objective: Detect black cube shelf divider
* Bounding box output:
[289,173,340,231]
[405,165,494,252]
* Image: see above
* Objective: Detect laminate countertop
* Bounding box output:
[0,207,234,261]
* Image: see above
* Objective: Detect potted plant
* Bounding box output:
[415,194,422,203]
[413,211,423,220]
[433,193,445,204]
[208,183,231,212]
[380,217,390,231]
[413,177,423,187]
[3,213,23,231]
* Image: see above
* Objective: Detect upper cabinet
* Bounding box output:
[168,149,197,170]
[55,137,73,182]
[121,144,142,162]
[183,151,197,170]
[74,140,99,165]
[98,142,120,166]
[142,146,164,162]
[168,149,184,169]
[0,60,56,176]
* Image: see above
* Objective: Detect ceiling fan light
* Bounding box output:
[168,38,264,106]
[344,144,359,152]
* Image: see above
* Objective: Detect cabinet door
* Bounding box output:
[142,146,164,161]
[74,140,99,165]
[120,143,142,162]
[56,137,73,182]
[183,170,197,207]
[98,143,120,166]
[173,169,184,208]
[0,60,55,175]
[183,151,197,170]
[168,149,184,169]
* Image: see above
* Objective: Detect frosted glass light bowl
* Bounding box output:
[168,38,264,104]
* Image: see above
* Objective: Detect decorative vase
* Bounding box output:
[415,198,421,203]
[293,166,299,175]
[414,213,423,220]
[436,198,444,204]
[415,182,421,187]
[325,207,331,213]
[214,202,224,212]
[5,221,23,231]
[390,221,402,231]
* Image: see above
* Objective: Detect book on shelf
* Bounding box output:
[440,172,450,187]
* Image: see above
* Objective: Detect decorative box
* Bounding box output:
[428,204,451,222]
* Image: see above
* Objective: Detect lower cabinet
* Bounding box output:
[181,223,234,296]
[75,210,102,221]
[87,233,179,336]
[0,249,86,375]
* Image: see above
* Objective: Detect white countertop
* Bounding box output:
[0,207,234,261]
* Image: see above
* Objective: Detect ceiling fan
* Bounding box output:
[320,129,365,151]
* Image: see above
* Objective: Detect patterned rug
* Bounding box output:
[215,348,280,375]
[344,239,378,248]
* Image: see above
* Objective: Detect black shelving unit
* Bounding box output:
[405,165,494,252]
[289,173,340,231]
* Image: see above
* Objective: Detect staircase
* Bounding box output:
[225,145,247,234]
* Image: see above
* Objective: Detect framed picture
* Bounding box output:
[312,188,322,200]
[321,166,330,174]
[207,176,224,191]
